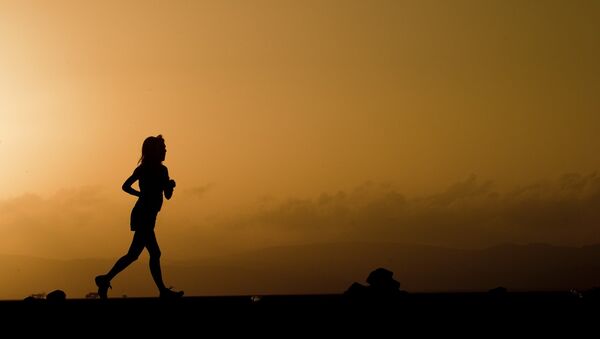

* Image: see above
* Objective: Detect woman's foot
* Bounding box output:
[95,275,112,299]
[160,287,184,299]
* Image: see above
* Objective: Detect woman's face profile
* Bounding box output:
[160,146,167,161]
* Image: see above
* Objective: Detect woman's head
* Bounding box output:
[139,135,166,164]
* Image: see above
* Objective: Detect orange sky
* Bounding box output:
[1,0,598,200]
[0,1,599,260]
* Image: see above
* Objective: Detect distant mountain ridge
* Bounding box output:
[1,242,599,300]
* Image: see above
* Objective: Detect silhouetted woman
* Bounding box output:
[95,135,183,299]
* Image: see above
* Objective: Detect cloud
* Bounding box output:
[183,184,213,200]
[233,173,600,248]
[2,173,600,259]
[0,187,130,258]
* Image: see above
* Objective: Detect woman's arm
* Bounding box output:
[164,167,175,200]
[164,179,175,200]
[122,168,141,197]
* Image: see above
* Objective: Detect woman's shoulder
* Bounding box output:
[149,163,169,176]
[137,163,167,174]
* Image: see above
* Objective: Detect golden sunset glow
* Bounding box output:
[0,1,599,299]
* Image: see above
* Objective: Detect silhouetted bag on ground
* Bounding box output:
[344,267,407,303]
[46,289,66,302]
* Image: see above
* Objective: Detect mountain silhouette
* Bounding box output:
[1,242,600,299]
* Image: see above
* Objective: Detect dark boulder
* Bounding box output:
[46,289,67,302]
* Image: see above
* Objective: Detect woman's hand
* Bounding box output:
[165,179,176,199]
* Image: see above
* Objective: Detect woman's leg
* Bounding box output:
[105,231,147,280]
[146,231,184,298]
[145,230,166,291]
[95,231,146,298]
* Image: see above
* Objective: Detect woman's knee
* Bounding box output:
[125,251,141,262]
[149,250,162,260]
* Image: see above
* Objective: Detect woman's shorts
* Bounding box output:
[130,203,159,231]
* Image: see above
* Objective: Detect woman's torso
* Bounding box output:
[137,163,168,212]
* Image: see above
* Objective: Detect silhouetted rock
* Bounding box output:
[46,289,66,302]
[345,282,369,297]
[367,268,402,294]
[86,292,100,299]
[344,267,407,303]
[488,286,508,296]
[23,296,38,304]
[569,289,583,299]
[583,287,600,299]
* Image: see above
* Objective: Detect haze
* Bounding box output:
[0,1,599,298]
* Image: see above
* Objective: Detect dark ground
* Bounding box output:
[2,292,599,335]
